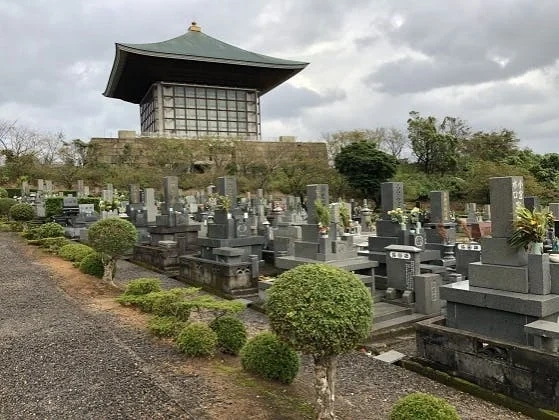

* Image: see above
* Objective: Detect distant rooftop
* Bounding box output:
[104,22,309,104]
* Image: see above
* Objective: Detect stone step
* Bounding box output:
[373,301,412,323]
[372,312,433,333]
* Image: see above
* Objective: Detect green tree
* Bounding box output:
[407,112,466,175]
[266,264,372,419]
[459,129,519,162]
[87,218,137,285]
[334,141,398,198]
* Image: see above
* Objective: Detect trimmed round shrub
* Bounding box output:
[58,243,95,262]
[176,322,218,357]
[123,278,162,296]
[0,187,8,198]
[389,392,460,420]
[210,316,247,355]
[87,218,137,258]
[79,252,105,278]
[0,198,17,216]
[148,316,188,338]
[9,203,34,221]
[240,332,300,384]
[37,222,65,239]
[21,226,40,239]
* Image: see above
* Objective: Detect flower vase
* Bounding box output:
[529,242,544,255]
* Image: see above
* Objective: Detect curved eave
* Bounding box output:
[104,44,308,103]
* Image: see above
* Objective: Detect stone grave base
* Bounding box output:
[179,255,258,298]
[416,316,559,412]
[132,244,179,273]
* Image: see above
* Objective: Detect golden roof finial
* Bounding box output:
[188,21,201,32]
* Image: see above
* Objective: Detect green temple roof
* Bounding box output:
[104,22,309,103]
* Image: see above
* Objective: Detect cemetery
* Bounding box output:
[2,168,559,418]
[2,11,559,420]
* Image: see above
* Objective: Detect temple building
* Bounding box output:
[103,22,308,139]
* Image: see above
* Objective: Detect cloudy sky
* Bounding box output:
[1,0,558,153]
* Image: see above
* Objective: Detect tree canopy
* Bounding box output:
[334,141,398,199]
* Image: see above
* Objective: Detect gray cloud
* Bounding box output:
[0,0,558,156]
[261,85,346,119]
[367,0,559,93]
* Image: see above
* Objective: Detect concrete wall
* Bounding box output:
[416,316,559,411]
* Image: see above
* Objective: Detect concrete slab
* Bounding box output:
[373,350,406,364]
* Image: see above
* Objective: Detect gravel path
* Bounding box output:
[0,235,216,420]
[0,233,534,419]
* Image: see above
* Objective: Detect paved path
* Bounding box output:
[0,233,209,419]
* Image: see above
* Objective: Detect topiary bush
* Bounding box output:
[266,263,372,416]
[240,332,300,384]
[176,322,218,357]
[210,316,247,355]
[9,203,34,221]
[122,278,162,296]
[39,236,71,252]
[389,392,460,420]
[0,187,8,198]
[58,243,95,262]
[79,252,105,278]
[117,288,198,319]
[21,226,40,239]
[87,218,137,284]
[37,222,65,239]
[147,316,188,338]
[0,198,17,216]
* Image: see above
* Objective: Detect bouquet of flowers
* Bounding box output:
[388,207,407,224]
[409,207,422,223]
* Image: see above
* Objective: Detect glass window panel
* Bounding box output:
[186,119,197,129]
[186,87,195,97]
[187,131,198,137]
[228,111,236,120]
[163,86,173,96]
[208,131,217,136]
[196,88,205,98]
[208,121,218,130]
[206,88,216,98]
[208,110,217,119]
[187,109,196,119]
[218,121,228,130]
[248,123,257,132]
[237,101,246,111]
[197,109,207,119]
[187,98,196,107]
[176,119,186,129]
[196,98,206,107]
[174,86,184,96]
[176,108,185,118]
[198,120,208,129]
[227,90,236,99]
[247,92,256,101]
[238,122,247,131]
[163,108,174,118]
[238,111,246,121]
[175,97,185,107]
[218,110,228,121]
[227,101,237,111]
[207,99,216,109]
[163,97,173,107]
[217,100,227,110]
[247,112,256,122]
[164,119,175,129]
[217,89,226,99]
[236,91,246,100]
[247,103,256,112]
[176,130,187,136]
[229,122,238,131]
